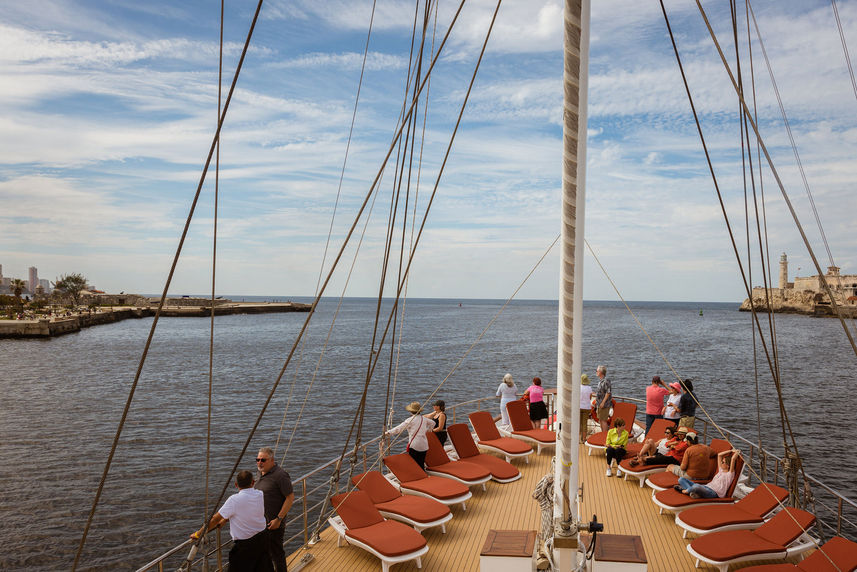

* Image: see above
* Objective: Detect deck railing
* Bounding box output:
[137,392,855,571]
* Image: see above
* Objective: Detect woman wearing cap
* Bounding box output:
[645,375,669,434]
[523,377,548,429]
[579,374,594,443]
[496,373,518,426]
[386,401,432,468]
[663,382,682,425]
[424,400,448,446]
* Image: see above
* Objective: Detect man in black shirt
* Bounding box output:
[254,447,294,572]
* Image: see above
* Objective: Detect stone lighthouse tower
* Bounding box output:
[779,253,788,290]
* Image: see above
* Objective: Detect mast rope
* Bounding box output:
[831,0,857,105]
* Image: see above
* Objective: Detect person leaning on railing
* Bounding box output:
[677,379,698,429]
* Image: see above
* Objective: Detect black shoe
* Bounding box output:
[673,485,683,492]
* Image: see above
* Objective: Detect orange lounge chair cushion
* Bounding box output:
[466,454,520,481]
[425,431,453,467]
[478,437,532,455]
[352,471,401,504]
[469,411,503,440]
[400,476,469,500]
[332,491,384,529]
[586,432,608,447]
[753,508,816,547]
[384,453,429,483]
[690,508,816,562]
[448,423,481,459]
[512,428,555,444]
[345,519,427,557]
[426,459,490,481]
[739,536,857,571]
[679,504,764,531]
[691,529,786,561]
[375,495,450,524]
[735,483,790,518]
[654,488,734,508]
[619,458,669,473]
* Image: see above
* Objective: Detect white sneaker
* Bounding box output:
[605,468,612,477]
[616,468,623,478]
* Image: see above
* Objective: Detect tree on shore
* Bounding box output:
[53,273,88,306]
[10,279,26,310]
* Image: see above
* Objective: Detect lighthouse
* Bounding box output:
[779,253,788,290]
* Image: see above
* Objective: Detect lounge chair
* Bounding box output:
[446,423,521,483]
[383,453,472,510]
[645,438,732,492]
[328,490,429,572]
[675,482,789,538]
[583,401,638,456]
[686,507,817,572]
[351,471,453,533]
[424,432,492,491]
[499,400,556,454]
[651,454,745,514]
[737,536,857,571]
[468,411,533,463]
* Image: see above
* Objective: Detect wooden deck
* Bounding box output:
[287,441,804,571]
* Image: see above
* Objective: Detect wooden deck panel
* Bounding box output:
[288,442,806,571]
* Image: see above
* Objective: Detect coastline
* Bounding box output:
[0,302,312,339]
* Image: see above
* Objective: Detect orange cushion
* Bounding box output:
[425,431,451,467]
[384,453,428,483]
[448,423,480,459]
[427,460,490,481]
[646,472,681,489]
[739,536,857,572]
[352,471,401,504]
[466,454,520,481]
[332,491,384,529]
[479,437,532,455]
[400,476,468,500]
[735,483,789,518]
[505,400,534,431]
[345,519,426,557]
[754,508,815,547]
[586,432,607,447]
[679,504,763,531]
[690,529,785,561]
[512,428,555,444]
[654,488,734,508]
[375,495,450,524]
[470,411,502,440]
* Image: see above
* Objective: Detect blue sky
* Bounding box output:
[1,0,855,302]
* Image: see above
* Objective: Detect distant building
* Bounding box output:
[28,267,38,295]
[39,278,51,293]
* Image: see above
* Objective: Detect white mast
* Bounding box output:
[554,0,589,562]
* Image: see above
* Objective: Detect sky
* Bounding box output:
[1,0,855,302]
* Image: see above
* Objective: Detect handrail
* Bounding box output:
[138,392,857,570]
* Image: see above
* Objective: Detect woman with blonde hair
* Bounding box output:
[496,373,518,426]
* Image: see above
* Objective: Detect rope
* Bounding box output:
[73,2,266,567]
[203,0,225,543]
[831,0,857,104]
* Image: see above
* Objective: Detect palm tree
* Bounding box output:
[11,279,26,311]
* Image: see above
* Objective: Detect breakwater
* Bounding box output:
[0,302,311,338]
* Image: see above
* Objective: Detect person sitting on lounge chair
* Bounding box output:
[667,431,711,480]
[630,425,689,466]
[629,425,676,465]
[604,418,628,477]
[675,449,740,499]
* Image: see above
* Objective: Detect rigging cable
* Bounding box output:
[831,0,857,104]
[73,2,266,567]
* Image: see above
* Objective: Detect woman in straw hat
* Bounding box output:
[386,401,432,468]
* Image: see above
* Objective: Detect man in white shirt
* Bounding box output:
[191,470,272,572]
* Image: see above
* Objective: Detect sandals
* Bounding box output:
[629,459,640,467]
[673,485,683,492]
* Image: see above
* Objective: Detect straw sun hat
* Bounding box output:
[405,401,423,414]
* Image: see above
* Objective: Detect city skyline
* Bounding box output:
[1,1,856,302]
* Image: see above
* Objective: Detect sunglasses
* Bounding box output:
[256,458,270,463]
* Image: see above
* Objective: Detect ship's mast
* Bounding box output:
[554,0,589,563]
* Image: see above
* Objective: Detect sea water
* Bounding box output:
[0,297,854,570]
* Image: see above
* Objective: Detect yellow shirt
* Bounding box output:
[606,427,628,448]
